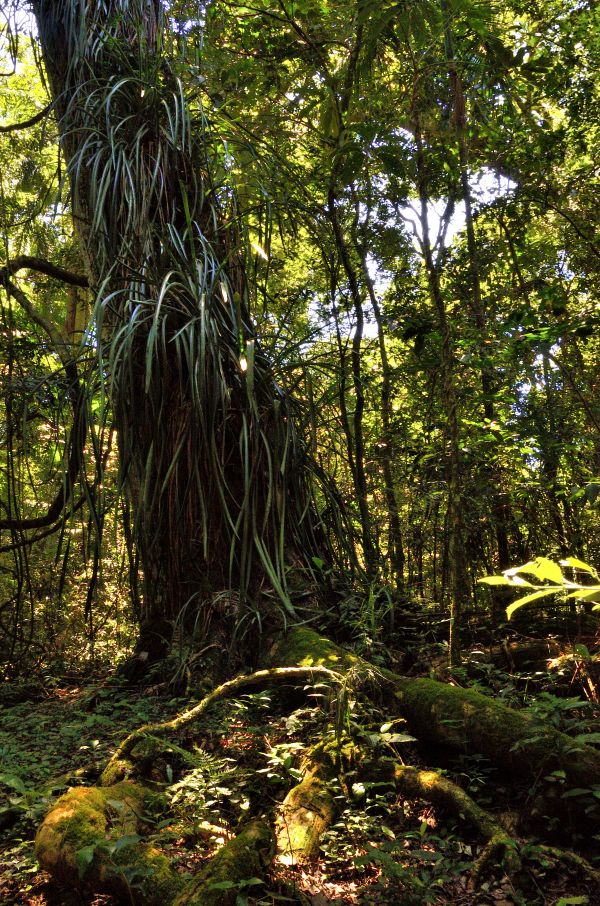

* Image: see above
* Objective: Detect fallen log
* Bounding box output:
[267,627,600,790]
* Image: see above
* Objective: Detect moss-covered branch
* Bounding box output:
[393,765,520,882]
[102,665,341,785]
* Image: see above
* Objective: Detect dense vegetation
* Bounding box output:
[0,0,599,903]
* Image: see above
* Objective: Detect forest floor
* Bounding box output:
[1,632,599,906]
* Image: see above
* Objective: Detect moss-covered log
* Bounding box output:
[173,819,274,906]
[267,628,600,790]
[34,782,182,905]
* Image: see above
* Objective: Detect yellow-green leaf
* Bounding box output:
[506,587,563,620]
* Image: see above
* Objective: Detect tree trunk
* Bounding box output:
[33,0,325,658]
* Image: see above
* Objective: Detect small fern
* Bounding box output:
[166,748,245,824]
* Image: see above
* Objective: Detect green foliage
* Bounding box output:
[480,557,600,620]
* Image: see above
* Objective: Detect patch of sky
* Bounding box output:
[308,167,516,340]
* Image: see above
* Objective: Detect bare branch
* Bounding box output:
[0,103,53,134]
[0,255,88,288]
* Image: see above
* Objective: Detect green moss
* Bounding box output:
[394,676,600,787]
[108,842,183,905]
[100,756,136,786]
[174,820,274,906]
[35,786,108,878]
[35,781,181,904]
[270,628,600,790]
[277,772,334,865]
[269,627,354,669]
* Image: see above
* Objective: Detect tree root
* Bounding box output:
[529,843,600,887]
[172,818,274,906]
[276,746,336,865]
[102,665,341,785]
[35,631,600,906]
[34,781,182,905]
[392,765,520,884]
[268,628,600,790]
[36,783,274,906]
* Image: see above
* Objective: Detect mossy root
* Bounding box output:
[173,818,275,906]
[393,765,520,883]
[35,781,182,906]
[267,627,600,790]
[276,755,335,865]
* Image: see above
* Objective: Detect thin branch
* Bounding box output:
[0,255,88,288]
[0,103,53,134]
[0,495,87,552]
[2,277,66,352]
[0,280,87,532]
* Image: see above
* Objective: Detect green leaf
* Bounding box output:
[517,557,564,584]
[386,733,416,744]
[555,897,589,906]
[506,587,563,620]
[0,774,26,794]
[574,733,600,745]
[560,557,598,577]
[478,576,511,586]
[108,834,142,854]
[565,587,600,603]
[76,844,96,879]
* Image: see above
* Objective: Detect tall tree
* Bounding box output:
[30,0,331,665]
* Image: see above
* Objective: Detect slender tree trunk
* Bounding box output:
[412,87,469,665]
[353,207,405,589]
[441,1,512,594]
[327,189,377,576]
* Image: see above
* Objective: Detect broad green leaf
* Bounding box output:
[517,557,564,585]
[506,588,563,620]
[0,774,26,794]
[565,588,600,602]
[108,834,142,854]
[509,576,536,587]
[574,733,600,745]
[76,844,96,879]
[560,557,598,577]
[478,576,511,586]
[505,560,536,578]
